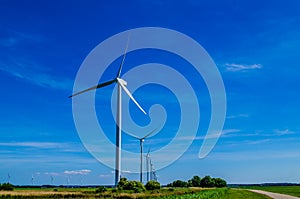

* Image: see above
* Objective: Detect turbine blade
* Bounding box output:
[69,79,115,98]
[142,128,158,139]
[116,32,130,78]
[117,79,147,115]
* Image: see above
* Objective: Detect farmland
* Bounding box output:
[0,187,271,199]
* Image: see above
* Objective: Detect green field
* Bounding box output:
[0,187,271,199]
[240,186,300,197]
[154,188,271,199]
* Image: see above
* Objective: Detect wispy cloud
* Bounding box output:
[225,63,263,72]
[0,141,86,153]
[64,169,91,175]
[274,129,297,136]
[44,172,61,176]
[0,28,44,47]
[0,28,73,91]
[0,141,66,148]
[0,62,73,91]
[226,114,249,119]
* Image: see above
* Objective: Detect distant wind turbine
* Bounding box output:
[31,174,34,185]
[146,150,150,182]
[69,35,147,186]
[8,173,10,184]
[51,176,54,185]
[131,129,157,183]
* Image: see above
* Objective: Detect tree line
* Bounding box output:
[0,183,14,191]
[166,175,227,188]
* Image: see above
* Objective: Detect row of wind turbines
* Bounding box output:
[69,36,158,186]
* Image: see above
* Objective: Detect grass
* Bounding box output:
[240,185,300,197]
[0,187,272,199]
[154,188,271,199]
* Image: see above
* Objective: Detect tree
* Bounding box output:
[189,175,201,187]
[213,178,227,188]
[0,183,14,191]
[145,180,161,190]
[200,176,214,187]
[167,180,188,187]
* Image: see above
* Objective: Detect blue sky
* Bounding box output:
[1,0,300,185]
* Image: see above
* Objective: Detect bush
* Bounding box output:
[145,180,161,190]
[95,186,107,193]
[117,178,145,192]
[0,183,14,191]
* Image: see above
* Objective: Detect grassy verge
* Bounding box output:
[239,186,300,197]
[0,187,271,199]
[154,188,271,199]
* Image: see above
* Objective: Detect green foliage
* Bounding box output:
[0,183,14,191]
[117,177,145,192]
[214,178,227,188]
[167,180,188,187]
[167,175,227,188]
[117,177,128,190]
[188,175,201,187]
[200,176,215,187]
[95,186,107,193]
[156,188,270,199]
[145,180,161,190]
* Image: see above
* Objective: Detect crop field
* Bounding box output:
[240,186,300,197]
[0,187,271,199]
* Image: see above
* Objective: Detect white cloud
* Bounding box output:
[64,169,92,175]
[274,129,297,136]
[0,142,65,148]
[0,63,73,91]
[225,63,262,72]
[227,114,249,119]
[44,172,61,176]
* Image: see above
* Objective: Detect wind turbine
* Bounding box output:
[31,174,34,185]
[51,176,54,185]
[7,173,10,184]
[131,129,157,183]
[69,36,147,186]
[146,150,150,182]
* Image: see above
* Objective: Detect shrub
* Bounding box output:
[117,178,145,192]
[145,180,161,190]
[95,186,107,193]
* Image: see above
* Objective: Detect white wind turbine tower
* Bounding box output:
[69,37,147,186]
[131,129,157,183]
[146,150,150,182]
[7,173,10,184]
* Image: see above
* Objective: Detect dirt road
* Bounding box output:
[250,189,300,199]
